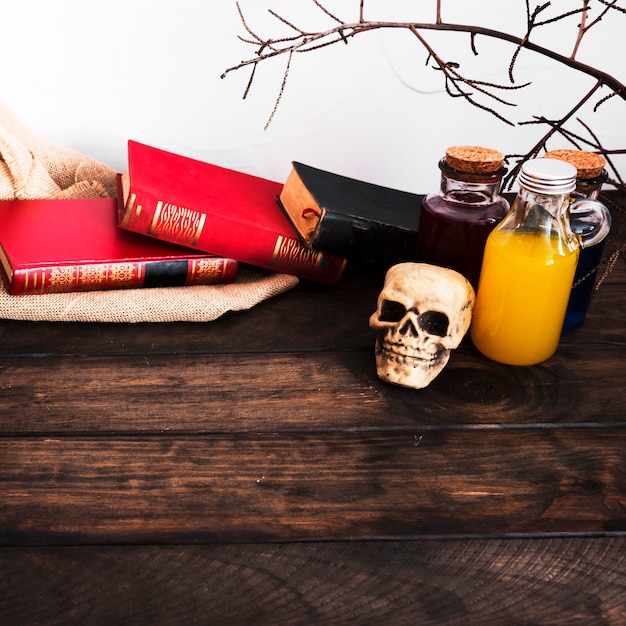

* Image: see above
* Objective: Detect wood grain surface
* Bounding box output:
[2,539,626,625]
[1,194,625,624]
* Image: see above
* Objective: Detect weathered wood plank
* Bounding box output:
[2,429,626,545]
[0,345,623,434]
[2,538,626,625]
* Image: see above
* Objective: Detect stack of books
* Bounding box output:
[0,196,239,295]
[0,140,423,295]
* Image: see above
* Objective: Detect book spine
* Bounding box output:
[310,211,367,252]
[10,257,238,295]
[119,191,346,284]
[314,213,420,265]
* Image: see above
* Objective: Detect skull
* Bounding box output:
[369,263,475,389]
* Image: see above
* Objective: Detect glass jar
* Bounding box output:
[470,158,611,365]
[415,147,509,290]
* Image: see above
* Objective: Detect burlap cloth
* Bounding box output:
[0,105,298,322]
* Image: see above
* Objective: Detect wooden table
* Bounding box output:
[1,195,625,625]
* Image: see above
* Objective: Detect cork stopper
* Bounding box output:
[544,149,606,179]
[445,145,505,174]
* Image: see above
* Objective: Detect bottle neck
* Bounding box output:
[516,186,571,220]
[503,186,579,252]
[438,158,506,206]
[573,169,608,200]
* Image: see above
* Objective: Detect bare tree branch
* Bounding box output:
[222,10,626,109]
[504,80,605,188]
[222,1,626,278]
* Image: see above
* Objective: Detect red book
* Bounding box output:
[0,197,239,295]
[117,140,347,284]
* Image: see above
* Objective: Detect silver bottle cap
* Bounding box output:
[519,158,577,195]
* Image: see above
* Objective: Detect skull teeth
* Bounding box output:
[382,341,439,362]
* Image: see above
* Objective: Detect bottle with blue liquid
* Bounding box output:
[545,150,612,333]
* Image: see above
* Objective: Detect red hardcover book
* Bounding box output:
[0,197,239,295]
[117,140,347,284]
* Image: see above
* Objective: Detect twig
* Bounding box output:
[223,0,626,283]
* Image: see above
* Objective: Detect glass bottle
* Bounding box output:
[415,147,510,290]
[544,151,611,333]
[470,158,611,366]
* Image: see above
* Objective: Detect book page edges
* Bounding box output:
[0,246,14,282]
[118,170,136,228]
[278,167,324,245]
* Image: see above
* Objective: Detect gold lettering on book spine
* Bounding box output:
[270,236,324,274]
[149,201,205,247]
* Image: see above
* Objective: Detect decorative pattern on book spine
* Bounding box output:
[270,236,328,273]
[23,263,144,294]
[149,201,206,248]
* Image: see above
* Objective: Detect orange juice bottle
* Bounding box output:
[471,158,589,365]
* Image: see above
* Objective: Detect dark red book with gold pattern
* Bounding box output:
[0,197,238,295]
[117,141,347,284]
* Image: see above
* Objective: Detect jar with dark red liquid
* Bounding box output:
[415,147,510,289]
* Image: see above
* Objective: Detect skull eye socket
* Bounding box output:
[379,299,407,323]
[418,311,449,336]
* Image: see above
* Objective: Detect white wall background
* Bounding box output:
[1,0,624,194]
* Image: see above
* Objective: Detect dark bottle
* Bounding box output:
[415,146,510,289]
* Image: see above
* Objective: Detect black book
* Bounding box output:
[277,161,423,266]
